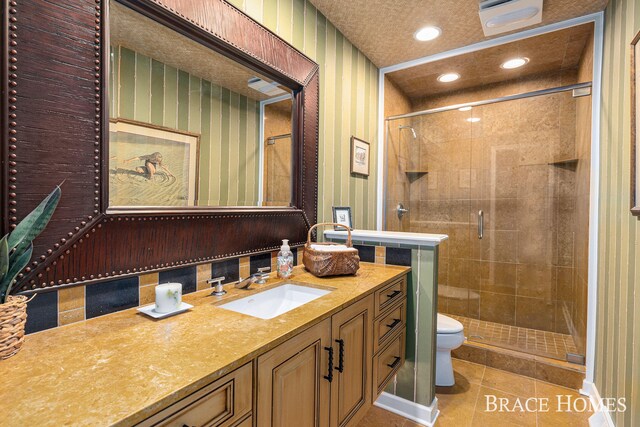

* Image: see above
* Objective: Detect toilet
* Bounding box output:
[436,313,465,386]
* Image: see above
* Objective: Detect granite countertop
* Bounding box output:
[0,263,409,426]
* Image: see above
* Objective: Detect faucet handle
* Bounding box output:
[208,276,226,296]
[256,267,270,284]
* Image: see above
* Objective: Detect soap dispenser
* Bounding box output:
[277,239,294,279]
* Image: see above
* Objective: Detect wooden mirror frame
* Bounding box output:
[1,0,319,294]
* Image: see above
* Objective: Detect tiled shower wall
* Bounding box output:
[397,64,592,342]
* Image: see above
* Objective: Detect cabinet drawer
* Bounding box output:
[373,301,405,354]
[372,329,406,396]
[139,362,252,427]
[374,277,406,317]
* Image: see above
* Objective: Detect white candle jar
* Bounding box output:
[155,283,182,313]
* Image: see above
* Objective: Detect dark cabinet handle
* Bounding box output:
[335,339,345,373]
[386,290,401,299]
[387,356,401,369]
[386,318,401,329]
[324,346,334,382]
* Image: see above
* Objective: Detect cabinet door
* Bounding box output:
[330,296,373,427]
[138,362,252,427]
[257,318,331,427]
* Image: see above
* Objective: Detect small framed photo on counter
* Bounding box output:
[332,206,353,230]
[350,136,370,176]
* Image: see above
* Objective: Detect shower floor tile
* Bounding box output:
[449,315,579,361]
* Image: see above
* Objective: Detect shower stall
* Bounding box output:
[384,83,592,363]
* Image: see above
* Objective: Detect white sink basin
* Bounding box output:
[218,284,332,319]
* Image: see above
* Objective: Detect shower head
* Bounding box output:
[398,125,417,139]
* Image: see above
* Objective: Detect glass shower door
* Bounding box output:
[465,89,585,361]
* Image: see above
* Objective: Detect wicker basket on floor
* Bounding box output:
[0,295,29,360]
[303,223,360,277]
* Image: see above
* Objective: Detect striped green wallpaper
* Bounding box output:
[596,0,640,425]
[227,0,379,229]
[109,45,262,206]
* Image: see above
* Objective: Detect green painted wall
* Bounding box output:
[228,0,379,229]
[109,46,261,206]
[596,0,640,425]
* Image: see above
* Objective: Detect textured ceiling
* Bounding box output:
[308,0,607,67]
[110,1,290,102]
[387,22,594,100]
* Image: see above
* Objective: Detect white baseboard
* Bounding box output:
[374,392,439,426]
[581,380,615,427]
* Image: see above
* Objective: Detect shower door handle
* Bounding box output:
[397,203,409,219]
[478,210,484,240]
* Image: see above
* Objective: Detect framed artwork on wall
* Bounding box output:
[632,30,640,216]
[350,136,370,176]
[332,206,353,230]
[109,119,200,208]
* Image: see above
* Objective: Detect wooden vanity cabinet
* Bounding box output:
[371,277,407,398]
[373,328,406,396]
[256,318,332,427]
[257,296,375,427]
[138,362,253,427]
[329,296,374,427]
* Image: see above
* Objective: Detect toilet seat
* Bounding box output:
[437,313,463,334]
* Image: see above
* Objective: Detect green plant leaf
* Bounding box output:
[0,243,32,303]
[8,238,31,266]
[7,185,61,252]
[0,235,8,284]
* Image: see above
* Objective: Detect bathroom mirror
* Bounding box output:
[108,1,293,208]
[5,0,319,293]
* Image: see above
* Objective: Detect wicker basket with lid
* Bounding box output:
[302,223,360,277]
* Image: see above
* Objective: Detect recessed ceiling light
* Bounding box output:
[437,73,460,83]
[459,106,472,112]
[466,117,481,123]
[501,57,530,69]
[414,26,442,41]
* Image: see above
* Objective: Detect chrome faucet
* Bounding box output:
[235,267,270,289]
[208,276,226,296]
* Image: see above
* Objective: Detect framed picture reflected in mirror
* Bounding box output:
[109,119,200,208]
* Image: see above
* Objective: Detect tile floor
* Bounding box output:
[450,314,579,360]
[357,359,591,426]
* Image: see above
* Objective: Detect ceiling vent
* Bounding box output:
[247,77,287,97]
[479,0,543,36]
